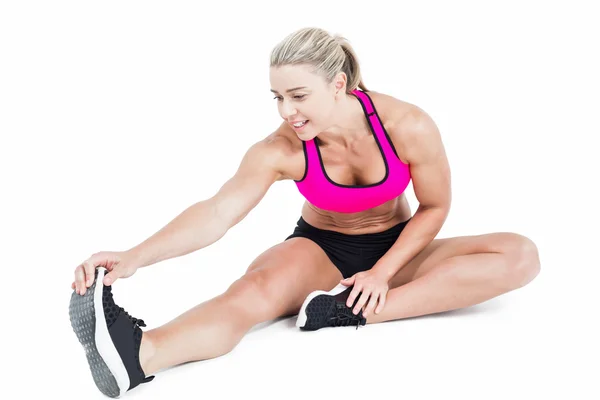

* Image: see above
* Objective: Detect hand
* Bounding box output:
[340,269,390,318]
[71,251,140,295]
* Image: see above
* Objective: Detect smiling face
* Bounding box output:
[270,64,346,140]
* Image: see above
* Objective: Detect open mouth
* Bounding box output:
[292,120,309,129]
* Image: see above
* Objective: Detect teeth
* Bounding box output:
[293,121,307,127]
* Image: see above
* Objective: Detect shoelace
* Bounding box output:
[328,303,365,330]
[104,288,146,328]
[119,306,154,383]
[119,307,146,328]
[103,287,154,383]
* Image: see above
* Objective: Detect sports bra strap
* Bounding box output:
[352,89,376,117]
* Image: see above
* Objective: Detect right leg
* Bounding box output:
[140,237,342,376]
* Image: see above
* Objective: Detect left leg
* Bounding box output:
[366,232,541,324]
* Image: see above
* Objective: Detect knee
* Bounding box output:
[223,270,283,321]
[503,233,541,289]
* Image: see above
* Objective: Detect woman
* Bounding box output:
[69,27,541,398]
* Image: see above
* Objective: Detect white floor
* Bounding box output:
[38,243,599,399]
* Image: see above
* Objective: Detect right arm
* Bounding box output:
[126,136,290,269]
[73,136,291,292]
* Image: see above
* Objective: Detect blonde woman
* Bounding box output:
[69,27,541,398]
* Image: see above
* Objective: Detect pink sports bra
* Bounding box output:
[294,89,411,213]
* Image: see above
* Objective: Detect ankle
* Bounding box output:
[139,330,157,376]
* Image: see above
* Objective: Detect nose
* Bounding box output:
[280,100,297,120]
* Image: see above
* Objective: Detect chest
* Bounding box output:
[315,136,387,187]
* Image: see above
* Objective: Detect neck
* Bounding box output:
[317,93,369,147]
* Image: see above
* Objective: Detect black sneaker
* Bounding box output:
[296,283,367,331]
[69,267,154,398]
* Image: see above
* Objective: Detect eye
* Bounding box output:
[273,95,306,101]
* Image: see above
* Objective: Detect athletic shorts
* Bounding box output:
[285,216,411,279]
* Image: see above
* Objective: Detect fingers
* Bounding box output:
[346,283,362,308]
[340,276,354,286]
[72,252,126,294]
[363,292,380,318]
[73,253,103,295]
[353,289,372,315]
[103,269,119,286]
[82,259,97,288]
[375,290,386,314]
[74,265,86,295]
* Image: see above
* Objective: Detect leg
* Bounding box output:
[365,232,541,323]
[140,237,342,375]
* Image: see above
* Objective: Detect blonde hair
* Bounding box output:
[270,27,368,93]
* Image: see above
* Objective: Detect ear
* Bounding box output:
[334,72,347,95]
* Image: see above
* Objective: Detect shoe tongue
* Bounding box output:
[333,285,352,302]
[102,285,123,328]
[333,285,361,309]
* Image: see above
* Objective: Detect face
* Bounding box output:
[269,64,346,140]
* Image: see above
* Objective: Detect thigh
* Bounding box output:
[231,236,343,319]
[388,232,526,288]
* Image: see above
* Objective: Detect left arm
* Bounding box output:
[341,104,452,316]
[372,106,452,280]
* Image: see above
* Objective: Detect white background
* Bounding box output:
[2,1,599,399]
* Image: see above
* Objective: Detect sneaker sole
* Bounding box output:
[296,283,348,330]
[69,267,130,398]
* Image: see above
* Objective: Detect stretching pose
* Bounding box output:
[69,27,541,398]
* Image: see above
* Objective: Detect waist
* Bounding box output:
[300,195,412,235]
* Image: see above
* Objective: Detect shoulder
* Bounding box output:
[245,123,305,181]
[367,90,442,164]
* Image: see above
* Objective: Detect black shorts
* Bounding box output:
[285,216,411,279]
